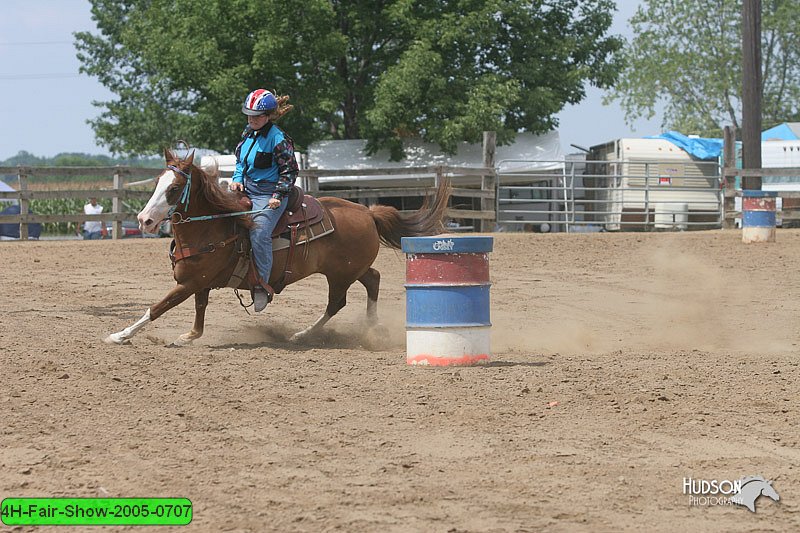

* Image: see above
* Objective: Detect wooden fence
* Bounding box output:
[0,165,496,240]
[0,166,157,240]
[721,166,800,228]
[721,127,800,228]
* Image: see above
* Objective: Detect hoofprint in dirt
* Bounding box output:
[0,231,798,532]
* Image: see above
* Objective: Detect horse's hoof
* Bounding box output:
[104,334,130,345]
[173,335,194,347]
[289,331,307,343]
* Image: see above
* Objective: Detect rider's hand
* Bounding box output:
[229,181,244,192]
[268,197,281,210]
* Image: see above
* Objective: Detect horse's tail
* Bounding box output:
[369,178,451,249]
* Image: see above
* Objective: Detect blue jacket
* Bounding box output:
[232,123,298,199]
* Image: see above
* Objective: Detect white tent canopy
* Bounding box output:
[308,131,563,185]
[202,131,564,187]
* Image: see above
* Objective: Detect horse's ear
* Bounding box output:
[164,147,174,163]
[184,150,195,167]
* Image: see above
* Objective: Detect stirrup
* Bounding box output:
[251,279,274,313]
[252,288,270,312]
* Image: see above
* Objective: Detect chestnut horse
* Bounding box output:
[105,150,449,346]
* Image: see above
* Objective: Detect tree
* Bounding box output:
[606,0,800,137]
[76,0,621,157]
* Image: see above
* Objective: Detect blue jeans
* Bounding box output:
[249,194,288,286]
[83,231,103,240]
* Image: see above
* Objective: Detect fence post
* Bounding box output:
[481,131,496,232]
[722,126,737,229]
[434,165,445,222]
[644,162,652,230]
[18,167,28,241]
[742,0,762,192]
[434,165,442,189]
[112,167,123,240]
[303,174,319,194]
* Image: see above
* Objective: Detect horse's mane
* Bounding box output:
[739,476,767,486]
[191,161,254,229]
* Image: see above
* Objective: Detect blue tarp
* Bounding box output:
[651,131,724,160]
[761,123,799,141]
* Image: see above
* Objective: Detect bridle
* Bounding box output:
[165,164,192,220]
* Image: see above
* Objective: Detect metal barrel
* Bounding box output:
[402,236,493,366]
[742,190,777,243]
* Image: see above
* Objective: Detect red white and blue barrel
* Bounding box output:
[742,190,777,243]
[401,236,493,366]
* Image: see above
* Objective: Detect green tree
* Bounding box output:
[606,0,800,137]
[76,0,621,157]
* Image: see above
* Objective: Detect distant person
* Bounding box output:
[229,88,298,312]
[78,197,107,240]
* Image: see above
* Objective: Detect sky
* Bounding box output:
[0,0,660,161]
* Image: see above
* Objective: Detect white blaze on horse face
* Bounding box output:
[138,169,177,233]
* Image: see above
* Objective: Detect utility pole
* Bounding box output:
[741,0,762,190]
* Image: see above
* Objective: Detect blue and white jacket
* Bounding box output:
[232,123,299,200]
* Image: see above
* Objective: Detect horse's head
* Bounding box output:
[138,149,196,234]
[761,480,780,502]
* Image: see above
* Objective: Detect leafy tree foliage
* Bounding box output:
[607,0,800,137]
[76,0,621,157]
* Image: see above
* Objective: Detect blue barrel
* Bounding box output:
[402,236,493,366]
[742,190,777,243]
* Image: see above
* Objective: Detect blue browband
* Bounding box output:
[166,165,192,216]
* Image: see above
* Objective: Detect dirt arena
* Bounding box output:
[1,230,799,532]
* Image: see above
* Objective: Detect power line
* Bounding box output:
[0,73,82,80]
[0,40,73,46]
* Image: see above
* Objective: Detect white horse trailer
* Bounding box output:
[587,138,721,230]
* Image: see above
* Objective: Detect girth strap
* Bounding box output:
[170,234,240,265]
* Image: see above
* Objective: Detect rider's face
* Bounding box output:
[247,114,269,130]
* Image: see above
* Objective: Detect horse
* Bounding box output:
[105,149,450,346]
[730,476,780,512]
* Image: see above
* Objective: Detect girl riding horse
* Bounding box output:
[105,151,450,346]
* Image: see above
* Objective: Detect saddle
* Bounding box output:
[272,186,326,237]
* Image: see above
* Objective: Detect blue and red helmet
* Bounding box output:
[242,89,278,116]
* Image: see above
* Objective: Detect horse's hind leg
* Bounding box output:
[291,277,352,342]
[174,288,210,346]
[358,268,380,324]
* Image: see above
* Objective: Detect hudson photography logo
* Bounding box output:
[683,476,780,512]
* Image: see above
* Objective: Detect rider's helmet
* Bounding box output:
[242,89,278,116]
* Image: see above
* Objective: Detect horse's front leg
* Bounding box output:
[173,288,210,346]
[104,284,196,345]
